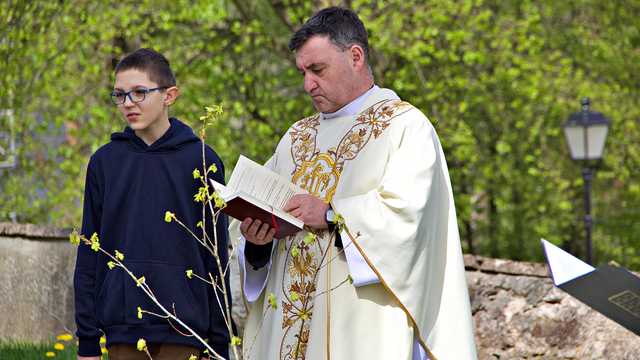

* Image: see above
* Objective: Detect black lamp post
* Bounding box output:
[563,98,610,264]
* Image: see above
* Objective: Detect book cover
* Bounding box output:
[217,190,303,239]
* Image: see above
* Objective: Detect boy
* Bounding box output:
[74,48,230,360]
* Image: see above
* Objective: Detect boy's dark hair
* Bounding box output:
[114,48,176,87]
[288,7,369,61]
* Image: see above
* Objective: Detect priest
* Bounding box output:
[237,6,477,360]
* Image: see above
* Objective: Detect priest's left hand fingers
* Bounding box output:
[283,195,302,212]
[285,194,329,229]
[290,208,303,218]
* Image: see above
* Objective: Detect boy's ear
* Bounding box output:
[164,86,180,106]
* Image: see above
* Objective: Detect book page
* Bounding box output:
[210,179,230,198]
[541,238,595,286]
[227,155,305,210]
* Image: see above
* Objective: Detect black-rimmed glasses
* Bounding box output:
[110,87,168,105]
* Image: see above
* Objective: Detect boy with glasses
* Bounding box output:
[74,48,230,360]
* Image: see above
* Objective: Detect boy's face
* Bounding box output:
[113,69,178,137]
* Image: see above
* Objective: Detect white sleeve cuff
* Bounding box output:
[238,236,274,302]
[340,229,380,287]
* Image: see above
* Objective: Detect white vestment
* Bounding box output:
[238,87,477,360]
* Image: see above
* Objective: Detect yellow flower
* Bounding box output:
[290,291,299,302]
[164,211,175,223]
[101,347,108,354]
[192,168,201,179]
[194,187,207,203]
[53,343,64,350]
[107,261,116,270]
[196,220,203,228]
[100,336,106,344]
[189,355,197,360]
[291,246,299,258]
[186,269,193,279]
[69,229,80,246]
[115,250,124,261]
[45,351,55,357]
[267,292,278,309]
[136,276,146,287]
[137,306,143,319]
[207,163,217,174]
[56,333,73,342]
[136,338,147,351]
[205,105,223,117]
[212,192,226,208]
[334,213,345,230]
[303,233,316,245]
[90,233,100,252]
[230,336,242,346]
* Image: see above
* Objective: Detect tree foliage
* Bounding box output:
[1,0,639,267]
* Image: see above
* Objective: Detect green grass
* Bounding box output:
[0,341,88,360]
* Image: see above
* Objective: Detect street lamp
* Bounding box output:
[563,97,610,264]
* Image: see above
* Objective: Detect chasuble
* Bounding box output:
[237,87,477,360]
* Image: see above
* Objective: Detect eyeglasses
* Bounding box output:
[110,87,168,105]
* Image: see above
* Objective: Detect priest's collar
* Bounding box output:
[321,85,380,120]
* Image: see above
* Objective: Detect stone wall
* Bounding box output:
[0,223,76,341]
[466,256,640,359]
[1,223,638,359]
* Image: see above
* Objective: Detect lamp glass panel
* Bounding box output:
[586,124,608,160]
[564,125,586,160]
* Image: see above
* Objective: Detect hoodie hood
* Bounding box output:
[110,118,199,152]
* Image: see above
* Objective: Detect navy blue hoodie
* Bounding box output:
[74,118,230,357]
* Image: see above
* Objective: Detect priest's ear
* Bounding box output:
[348,44,368,72]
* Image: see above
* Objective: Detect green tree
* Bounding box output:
[1,0,639,267]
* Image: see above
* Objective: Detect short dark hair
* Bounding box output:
[114,48,176,87]
[288,7,369,60]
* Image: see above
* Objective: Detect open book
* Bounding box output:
[210,155,305,239]
[541,239,640,336]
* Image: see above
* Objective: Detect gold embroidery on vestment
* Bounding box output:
[291,153,339,203]
[278,99,413,359]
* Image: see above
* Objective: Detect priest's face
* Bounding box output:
[295,35,364,113]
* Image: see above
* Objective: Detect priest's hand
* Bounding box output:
[284,194,329,230]
[240,218,277,245]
